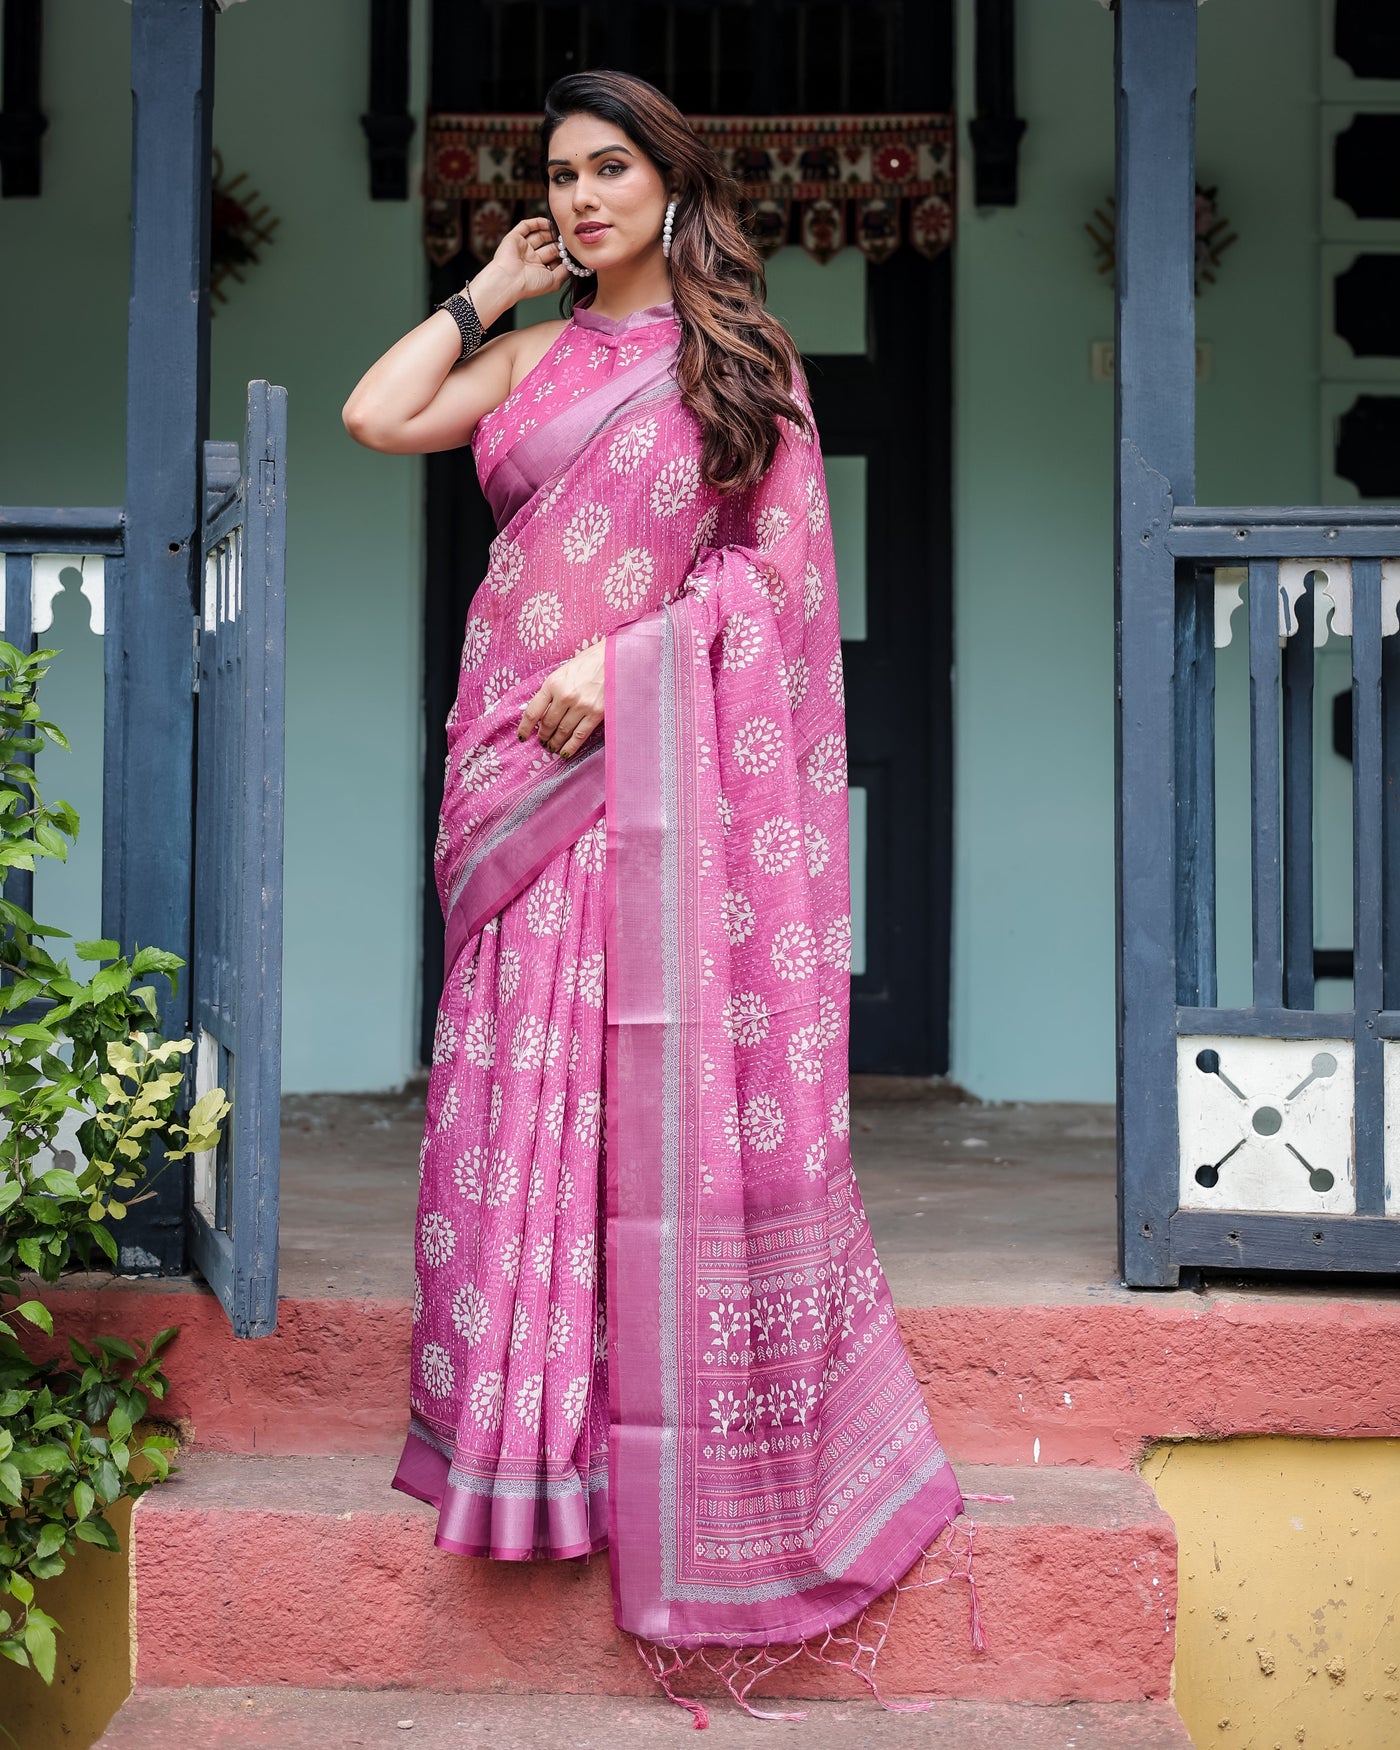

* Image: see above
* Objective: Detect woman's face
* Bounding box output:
[545,112,670,275]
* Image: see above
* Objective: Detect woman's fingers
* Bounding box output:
[544,703,590,754]
[535,695,571,746]
[518,681,553,741]
[519,649,607,749]
[556,710,600,758]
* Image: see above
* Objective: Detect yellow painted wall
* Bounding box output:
[1143,1440,1400,1750]
[0,1500,131,1749]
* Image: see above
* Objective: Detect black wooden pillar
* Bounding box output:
[1114,0,1198,1288]
[102,0,214,1274]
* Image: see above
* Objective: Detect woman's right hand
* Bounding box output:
[488,215,569,305]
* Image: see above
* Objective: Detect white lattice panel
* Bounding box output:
[1177,1035,1356,1214]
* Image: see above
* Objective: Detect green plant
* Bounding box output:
[0,638,229,1693]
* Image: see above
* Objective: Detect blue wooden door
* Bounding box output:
[187,381,287,1337]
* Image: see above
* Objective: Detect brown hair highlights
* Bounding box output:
[541,70,811,495]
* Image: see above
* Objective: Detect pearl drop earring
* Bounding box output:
[557,237,593,278]
[661,198,678,259]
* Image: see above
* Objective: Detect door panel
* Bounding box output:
[768,248,952,1072]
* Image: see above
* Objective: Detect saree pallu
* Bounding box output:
[394,299,970,1686]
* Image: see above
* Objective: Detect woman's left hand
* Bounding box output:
[518,640,605,757]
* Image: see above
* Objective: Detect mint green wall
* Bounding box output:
[210,0,428,1091]
[949,0,1319,1101]
[1,0,428,1093]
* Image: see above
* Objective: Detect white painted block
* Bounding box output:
[1380,1042,1400,1215]
[1177,1034,1356,1214]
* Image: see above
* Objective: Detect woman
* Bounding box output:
[343,69,974,1720]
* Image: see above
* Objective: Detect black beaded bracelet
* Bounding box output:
[437,289,484,361]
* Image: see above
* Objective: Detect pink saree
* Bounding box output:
[394,297,972,1708]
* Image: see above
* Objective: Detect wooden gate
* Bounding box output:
[188,383,288,1337]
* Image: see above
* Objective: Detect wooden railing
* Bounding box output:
[1150,510,1400,1275]
[0,508,124,934]
[1113,0,1400,1285]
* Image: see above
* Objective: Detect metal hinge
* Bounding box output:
[192,615,201,694]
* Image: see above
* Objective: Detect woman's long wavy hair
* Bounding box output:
[540,71,810,495]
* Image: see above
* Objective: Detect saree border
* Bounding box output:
[443,740,605,979]
[605,600,966,1645]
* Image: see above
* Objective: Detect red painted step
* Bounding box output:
[128,1454,1175,1704]
[96,1687,1195,1748]
[43,1275,1400,1467]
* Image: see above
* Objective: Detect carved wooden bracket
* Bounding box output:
[361,0,415,201]
[970,0,1025,208]
[0,0,47,199]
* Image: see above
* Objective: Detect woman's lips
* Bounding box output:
[573,224,611,244]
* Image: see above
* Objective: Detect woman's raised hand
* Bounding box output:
[493,215,570,302]
[518,639,605,758]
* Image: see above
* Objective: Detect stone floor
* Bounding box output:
[277,1076,1400,1311]
[276,1078,1128,1307]
[96,1689,1193,1748]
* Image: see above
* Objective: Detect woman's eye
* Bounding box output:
[599,161,625,176]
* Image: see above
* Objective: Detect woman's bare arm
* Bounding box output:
[341,217,569,455]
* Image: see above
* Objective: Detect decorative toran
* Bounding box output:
[423,113,955,269]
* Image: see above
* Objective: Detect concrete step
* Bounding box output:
[128,1454,1174,1704]
[96,1687,1195,1748]
[43,1274,1400,1467]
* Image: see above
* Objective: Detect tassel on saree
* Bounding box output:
[634,1516,986,1727]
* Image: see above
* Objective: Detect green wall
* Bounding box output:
[1,0,429,1093]
[2,0,1324,1102]
[949,0,1319,1100]
[210,0,428,1091]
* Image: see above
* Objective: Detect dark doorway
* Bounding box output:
[421,0,954,1076]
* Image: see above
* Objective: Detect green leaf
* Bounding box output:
[92,1460,121,1504]
[11,1300,52,1335]
[88,1223,118,1265]
[38,1168,82,1198]
[23,1612,57,1683]
[74,1517,119,1550]
[32,823,68,862]
[6,1573,33,1607]
[15,1237,43,1272]
[0,1463,20,1505]
[129,947,184,978]
[71,1480,94,1519]
[35,1522,66,1560]
[89,964,132,1003]
[8,1444,68,1476]
[74,939,120,962]
[106,1406,132,1444]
